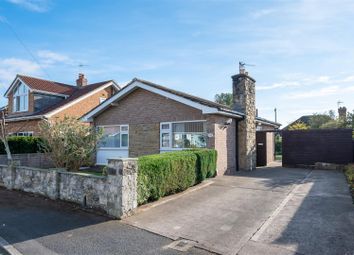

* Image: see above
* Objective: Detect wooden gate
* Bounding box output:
[256,132,267,166]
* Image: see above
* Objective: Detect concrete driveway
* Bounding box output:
[123,166,354,255]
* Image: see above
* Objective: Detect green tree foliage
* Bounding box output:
[39,117,102,171]
[275,134,282,155]
[288,121,309,130]
[0,136,43,154]
[214,93,233,108]
[308,113,334,129]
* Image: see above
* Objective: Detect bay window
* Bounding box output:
[98,125,129,148]
[13,82,29,112]
[160,121,207,150]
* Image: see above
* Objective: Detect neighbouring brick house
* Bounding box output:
[3,73,120,136]
[83,69,281,174]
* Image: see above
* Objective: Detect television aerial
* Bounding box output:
[239,61,255,73]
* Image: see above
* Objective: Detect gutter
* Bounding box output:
[5,115,46,122]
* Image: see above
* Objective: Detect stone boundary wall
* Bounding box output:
[0,158,138,219]
[0,153,54,169]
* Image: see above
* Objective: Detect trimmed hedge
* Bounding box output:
[0,136,43,154]
[137,149,217,205]
[344,164,354,202]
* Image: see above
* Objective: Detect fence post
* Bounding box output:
[107,158,138,219]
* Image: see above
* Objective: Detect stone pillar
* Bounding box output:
[107,158,138,219]
[232,72,256,171]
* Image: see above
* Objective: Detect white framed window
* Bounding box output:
[99,97,106,104]
[13,82,29,112]
[10,131,33,137]
[98,125,129,148]
[160,120,207,150]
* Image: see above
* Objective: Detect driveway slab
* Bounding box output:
[123,166,354,255]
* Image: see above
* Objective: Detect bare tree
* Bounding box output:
[0,110,12,164]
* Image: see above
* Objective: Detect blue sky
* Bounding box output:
[1,0,354,125]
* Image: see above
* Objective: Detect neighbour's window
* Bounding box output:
[10,132,33,137]
[99,97,106,104]
[160,121,207,149]
[13,82,29,112]
[98,125,129,148]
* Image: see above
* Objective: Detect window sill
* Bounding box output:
[98,147,129,150]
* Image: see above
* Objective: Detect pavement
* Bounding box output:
[0,188,213,255]
[124,165,354,255]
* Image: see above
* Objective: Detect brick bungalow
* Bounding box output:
[83,69,280,174]
[3,73,120,136]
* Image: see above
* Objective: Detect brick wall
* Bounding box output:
[5,86,115,135]
[95,88,205,125]
[6,119,42,135]
[266,132,275,164]
[94,88,206,157]
[52,87,114,120]
[206,115,236,175]
[282,129,353,166]
[94,88,236,175]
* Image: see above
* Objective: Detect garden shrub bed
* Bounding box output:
[0,136,43,154]
[137,149,217,205]
[344,164,354,202]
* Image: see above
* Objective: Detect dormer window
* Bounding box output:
[13,82,29,112]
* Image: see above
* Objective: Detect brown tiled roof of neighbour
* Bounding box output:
[5,75,116,121]
[17,75,77,95]
[35,80,113,115]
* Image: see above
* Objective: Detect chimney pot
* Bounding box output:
[76,73,88,87]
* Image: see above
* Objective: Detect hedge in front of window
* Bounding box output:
[0,137,43,154]
[191,149,217,182]
[137,149,217,205]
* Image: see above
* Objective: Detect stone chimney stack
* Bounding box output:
[232,68,256,171]
[76,73,88,87]
[338,106,347,120]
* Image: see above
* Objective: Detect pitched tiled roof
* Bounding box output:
[5,75,116,121]
[129,78,242,116]
[17,75,77,95]
[35,80,113,115]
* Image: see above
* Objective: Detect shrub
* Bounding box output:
[0,136,43,154]
[137,149,217,205]
[344,165,354,188]
[191,149,217,181]
[39,117,102,171]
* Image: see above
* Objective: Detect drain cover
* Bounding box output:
[165,239,196,252]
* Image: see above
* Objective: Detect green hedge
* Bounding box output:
[137,149,217,205]
[344,164,354,202]
[0,136,43,154]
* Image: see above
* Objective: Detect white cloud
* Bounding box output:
[257,81,301,90]
[286,85,354,99]
[258,74,354,91]
[37,50,71,65]
[0,58,41,87]
[6,0,51,12]
[251,8,276,19]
